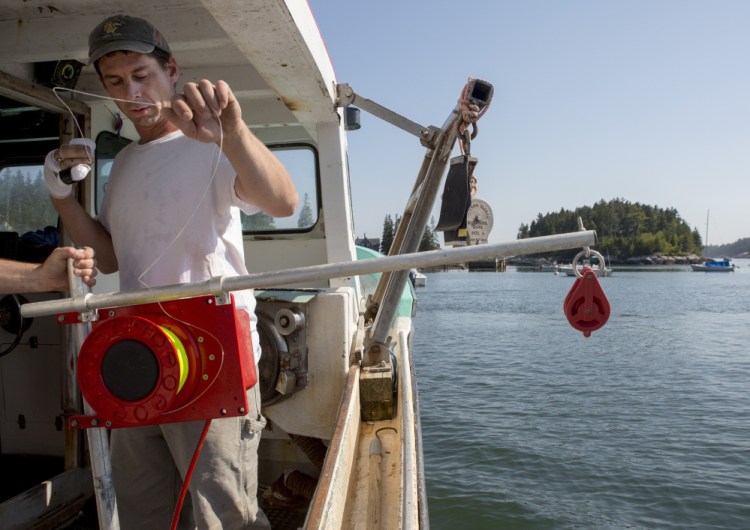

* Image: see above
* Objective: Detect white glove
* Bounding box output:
[44,138,96,199]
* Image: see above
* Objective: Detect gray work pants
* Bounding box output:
[110,384,269,529]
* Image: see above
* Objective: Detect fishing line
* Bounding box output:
[52,86,226,337]
[52,86,224,283]
[53,76,251,530]
[52,86,158,144]
[55,84,232,527]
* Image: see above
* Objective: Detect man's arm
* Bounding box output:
[225,125,299,217]
[0,246,97,294]
[44,143,119,273]
[165,79,299,217]
[51,196,119,274]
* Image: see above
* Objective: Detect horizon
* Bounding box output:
[309,0,749,247]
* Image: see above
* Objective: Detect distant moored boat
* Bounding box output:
[691,258,735,272]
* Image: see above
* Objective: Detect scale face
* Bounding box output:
[467,198,494,245]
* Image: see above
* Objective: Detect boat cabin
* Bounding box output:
[0,2,438,528]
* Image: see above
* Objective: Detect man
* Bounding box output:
[0,246,97,294]
[45,14,298,530]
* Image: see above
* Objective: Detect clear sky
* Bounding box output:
[308,0,749,246]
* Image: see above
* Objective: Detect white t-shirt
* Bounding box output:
[99,130,261,353]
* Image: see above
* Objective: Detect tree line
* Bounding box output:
[379,214,440,254]
[706,237,750,258]
[516,198,702,259]
[0,167,59,235]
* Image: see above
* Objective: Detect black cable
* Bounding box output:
[0,295,25,357]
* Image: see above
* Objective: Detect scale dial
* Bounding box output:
[467,198,493,244]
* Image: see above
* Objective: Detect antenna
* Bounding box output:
[705,209,710,249]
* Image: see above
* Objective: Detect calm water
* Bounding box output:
[413,259,750,529]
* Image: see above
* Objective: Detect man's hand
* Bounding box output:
[36,247,98,291]
[162,79,299,218]
[44,139,96,199]
[163,80,244,145]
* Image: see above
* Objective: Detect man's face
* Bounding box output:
[97,51,178,130]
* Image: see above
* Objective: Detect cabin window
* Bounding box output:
[95,131,132,213]
[0,164,58,236]
[0,96,60,259]
[242,145,319,233]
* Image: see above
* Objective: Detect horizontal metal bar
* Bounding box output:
[21,231,596,318]
[349,93,430,140]
[336,83,432,142]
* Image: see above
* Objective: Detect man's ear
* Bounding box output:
[167,57,179,84]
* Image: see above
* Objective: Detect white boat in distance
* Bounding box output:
[410,269,428,287]
[558,264,613,277]
[692,211,734,271]
[691,258,735,272]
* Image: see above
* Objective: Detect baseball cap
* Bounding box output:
[88,15,171,65]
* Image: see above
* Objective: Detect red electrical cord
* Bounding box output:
[170,419,212,530]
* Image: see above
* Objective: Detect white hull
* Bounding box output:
[558,265,613,277]
[691,264,735,272]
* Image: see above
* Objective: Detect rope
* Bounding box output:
[170,419,212,530]
[457,77,491,155]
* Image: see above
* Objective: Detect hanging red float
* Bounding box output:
[563,264,611,337]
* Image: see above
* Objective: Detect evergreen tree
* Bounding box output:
[706,236,750,258]
[381,213,438,254]
[518,198,702,258]
[0,167,58,234]
[242,211,276,231]
[297,192,313,228]
[380,214,394,254]
[418,216,440,251]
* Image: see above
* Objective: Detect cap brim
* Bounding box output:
[89,41,155,65]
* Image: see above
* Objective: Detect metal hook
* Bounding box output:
[458,126,472,155]
[577,217,590,258]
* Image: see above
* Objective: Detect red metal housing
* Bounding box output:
[68,294,257,429]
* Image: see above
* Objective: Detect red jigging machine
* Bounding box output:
[59,294,257,429]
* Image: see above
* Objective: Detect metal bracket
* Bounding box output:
[360,361,396,421]
[359,340,396,420]
[208,276,231,305]
[335,83,437,147]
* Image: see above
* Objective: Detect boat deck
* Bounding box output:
[0,455,65,503]
[26,483,310,529]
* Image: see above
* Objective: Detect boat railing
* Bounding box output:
[20,231,596,319]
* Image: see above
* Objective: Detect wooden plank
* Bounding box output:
[305,364,361,529]
[0,468,93,530]
[0,70,88,115]
[397,329,419,529]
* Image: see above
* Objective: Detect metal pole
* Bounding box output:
[22,231,596,319]
[67,259,120,530]
[368,109,460,350]
[367,145,434,321]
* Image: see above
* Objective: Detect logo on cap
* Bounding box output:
[102,20,123,36]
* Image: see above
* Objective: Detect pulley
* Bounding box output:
[563,264,611,337]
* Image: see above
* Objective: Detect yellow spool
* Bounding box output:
[158,326,188,393]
